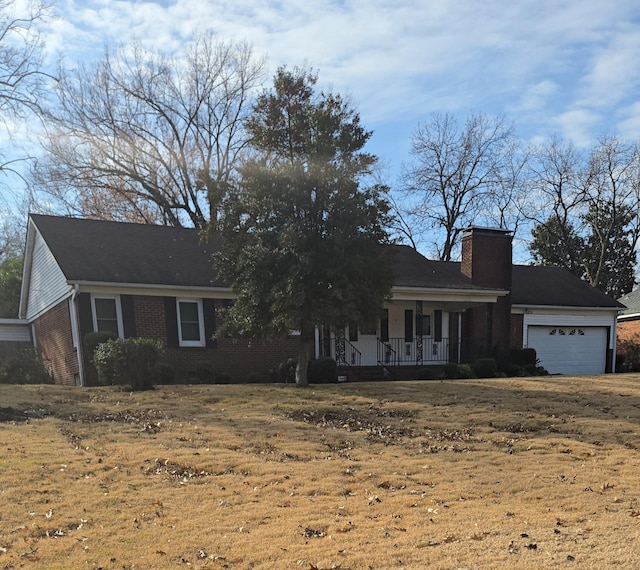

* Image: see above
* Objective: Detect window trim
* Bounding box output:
[91,294,123,338]
[176,298,206,347]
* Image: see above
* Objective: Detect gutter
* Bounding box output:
[66,280,235,299]
[512,304,622,312]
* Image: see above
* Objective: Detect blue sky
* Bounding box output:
[3,0,640,254]
[38,0,640,171]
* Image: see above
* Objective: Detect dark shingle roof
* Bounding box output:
[391,245,486,290]
[32,215,495,292]
[31,214,225,288]
[617,289,640,315]
[511,265,623,308]
[29,215,624,309]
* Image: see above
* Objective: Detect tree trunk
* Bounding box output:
[295,332,314,387]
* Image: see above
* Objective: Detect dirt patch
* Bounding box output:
[280,405,415,441]
[0,406,51,422]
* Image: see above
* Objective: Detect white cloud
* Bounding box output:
[554,109,601,148]
[23,0,640,177]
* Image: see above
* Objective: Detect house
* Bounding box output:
[616,289,640,341]
[19,214,623,385]
[0,318,31,343]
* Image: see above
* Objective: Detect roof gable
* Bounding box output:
[30,215,224,288]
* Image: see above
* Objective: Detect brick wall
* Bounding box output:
[617,319,640,342]
[509,314,524,349]
[133,296,166,341]
[32,298,78,386]
[133,295,299,382]
[165,337,300,382]
[460,228,513,351]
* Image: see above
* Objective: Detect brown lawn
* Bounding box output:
[1,374,640,569]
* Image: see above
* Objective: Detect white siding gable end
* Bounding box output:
[24,228,72,320]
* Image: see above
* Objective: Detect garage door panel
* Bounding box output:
[527,326,607,375]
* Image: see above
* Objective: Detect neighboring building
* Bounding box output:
[617,289,640,341]
[0,318,31,343]
[19,215,623,385]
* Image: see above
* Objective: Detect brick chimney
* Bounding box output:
[460,227,513,355]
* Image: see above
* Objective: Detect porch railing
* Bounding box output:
[326,336,491,367]
[334,337,362,367]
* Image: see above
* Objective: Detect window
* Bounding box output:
[360,320,377,336]
[91,296,123,337]
[404,309,413,342]
[417,314,431,337]
[177,299,205,347]
[348,321,358,342]
[380,309,389,342]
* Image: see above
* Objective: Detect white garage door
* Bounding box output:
[527,326,608,375]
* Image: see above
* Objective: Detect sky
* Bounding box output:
[38,0,640,167]
[3,0,640,254]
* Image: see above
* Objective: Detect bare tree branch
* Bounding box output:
[33,32,265,227]
[400,112,522,260]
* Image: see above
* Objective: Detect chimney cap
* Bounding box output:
[462,226,512,237]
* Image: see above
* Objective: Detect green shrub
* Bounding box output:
[156,362,175,384]
[617,337,640,372]
[308,357,338,384]
[195,362,217,384]
[524,364,548,376]
[0,344,52,384]
[93,337,161,391]
[83,331,118,385]
[415,367,437,380]
[442,363,459,379]
[84,331,118,359]
[457,364,474,379]
[509,348,537,367]
[278,357,298,383]
[442,363,474,379]
[473,357,497,378]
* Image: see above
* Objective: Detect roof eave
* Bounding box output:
[392,286,508,303]
[18,218,38,319]
[512,303,622,312]
[68,280,235,298]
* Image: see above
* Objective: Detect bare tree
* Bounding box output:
[401,112,521,261]
[525,136,586,274]
[33,32,265,228]
[580,135,640,294]
[0,0,48,176]
[529,134,640,296]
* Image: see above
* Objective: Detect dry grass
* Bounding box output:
[1,374,640,569]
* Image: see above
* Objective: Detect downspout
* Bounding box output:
[611,316,618,374]
[72,284,86,387]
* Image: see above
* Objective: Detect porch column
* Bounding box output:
[415,301,423,362]
[335,329,346,366]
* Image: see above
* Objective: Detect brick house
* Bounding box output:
[617,289,640,341]
[19,215,623,385]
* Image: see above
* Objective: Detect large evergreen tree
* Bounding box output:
[530,215,585,279]
[582,201,636,299]
[0,255,22,318]
[216,67,393,386]
[529,202,636,299]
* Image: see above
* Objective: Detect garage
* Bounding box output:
[527,325,608,375]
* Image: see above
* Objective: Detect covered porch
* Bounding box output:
[316,287,506,370]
